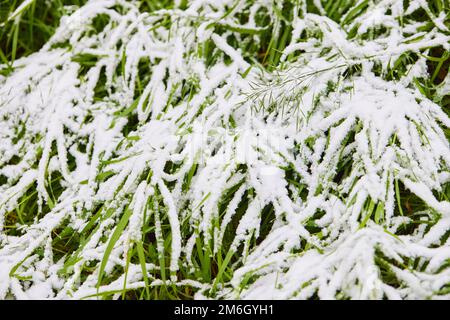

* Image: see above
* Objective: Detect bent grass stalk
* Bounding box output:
[0,0,449,300]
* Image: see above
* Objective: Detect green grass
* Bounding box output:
[0,0,449,300]
[0,1,87,69]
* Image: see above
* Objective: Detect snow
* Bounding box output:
[0,0,449,300]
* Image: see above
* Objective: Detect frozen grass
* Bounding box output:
[0,0,449,300]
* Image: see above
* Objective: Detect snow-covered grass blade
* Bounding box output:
[0,0,449,299]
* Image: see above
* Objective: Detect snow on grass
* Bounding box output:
[0,0,449,299]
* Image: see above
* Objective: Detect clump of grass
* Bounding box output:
[0,0,449,300]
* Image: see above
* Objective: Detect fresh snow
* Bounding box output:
[0,0,449,299]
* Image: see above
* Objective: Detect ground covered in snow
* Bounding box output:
[0,0,449,299]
